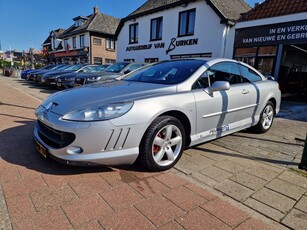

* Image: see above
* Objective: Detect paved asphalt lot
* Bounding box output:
[0,75,307,229]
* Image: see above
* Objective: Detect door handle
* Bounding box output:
[242,89,249,94]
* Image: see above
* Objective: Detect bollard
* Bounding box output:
[299,134,307,171]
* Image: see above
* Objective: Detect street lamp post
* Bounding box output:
[8,43,13,66]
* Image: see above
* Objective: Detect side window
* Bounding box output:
[192,62,243,90]
[192,71,210,89]
[209,62,242,85]
[240,65,262,82]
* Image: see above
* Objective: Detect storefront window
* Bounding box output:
[234,46,277,76]
[234,47,257,66]
[258,46,277,56]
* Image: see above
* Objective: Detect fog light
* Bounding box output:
[67,147,83,154]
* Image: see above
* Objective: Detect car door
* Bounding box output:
[192,62,257,140]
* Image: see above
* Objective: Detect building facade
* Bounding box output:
[232,0,307,99]
[116,0,250,63]
[43,7,119,65]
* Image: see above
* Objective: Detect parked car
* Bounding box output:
[74,62,145,86]
[40,64,92,87]
[56,65,109,89]
[26,64,67,81]
[26,64,62,81]
[35,64,69,83]
[34,58,281,171]
[21,64,56,80]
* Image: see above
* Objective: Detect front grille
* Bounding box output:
[37,120,76,149]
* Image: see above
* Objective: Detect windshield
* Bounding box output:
[94,65,109,72]
[104,63,130,73]
[80,66,97,72]
[53,65,69,70]
[65,64,84,71]
[123,60,205,84]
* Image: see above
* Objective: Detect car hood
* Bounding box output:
[59,72,79,78]
[42,80,176,115]
[44,70,73,76]
[75,71,106,78]
[33,69,52,75]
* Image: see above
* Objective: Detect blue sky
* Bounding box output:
[0,0,260,52]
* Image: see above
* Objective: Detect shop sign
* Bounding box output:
[53,50,79,57]
[166,37,198,54]
[235,20,307,47]
[126,42,165,51]
[125,37,199,54]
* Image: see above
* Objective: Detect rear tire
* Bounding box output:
[140,116,186,171]
[252,101,275,133]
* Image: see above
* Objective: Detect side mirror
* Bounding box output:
[266,75,275,81]
[205,81,230,94]
[79,70,84,73]
[124,70,131,74]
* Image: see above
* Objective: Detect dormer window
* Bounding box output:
[75,19,84,27]
[73,16,89,27]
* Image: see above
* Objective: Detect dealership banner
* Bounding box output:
[235,19,307,47]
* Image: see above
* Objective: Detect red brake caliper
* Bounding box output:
[153,131,164,155]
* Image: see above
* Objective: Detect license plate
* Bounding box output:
[57,83,61,87]
[75,84,81,87]
[35,140,47,158]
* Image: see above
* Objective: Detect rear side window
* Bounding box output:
[240,65,262,82]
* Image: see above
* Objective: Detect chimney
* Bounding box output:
[94,6,99,14]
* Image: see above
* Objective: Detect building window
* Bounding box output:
[64,39,69,50]
[129,23,139,44]
[75,19,84,27]
[105,58,116,64]
[151,17,163,41]
[145,58,159,63]
[52,36,56,50]
[72,37,76,48]
[124,59,135,62]
[94,57,103,65]
[80,34,85,48]
[178,9,196,37]
[93,37,102,46]
[106,38,115,50]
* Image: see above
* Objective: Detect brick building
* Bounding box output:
[44,6,119,65]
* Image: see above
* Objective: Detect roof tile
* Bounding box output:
[240,0,307,21]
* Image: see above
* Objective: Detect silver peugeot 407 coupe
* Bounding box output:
[34,58,281,171]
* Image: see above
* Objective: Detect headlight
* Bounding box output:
[87,76,101,81]
[61,102,134,121]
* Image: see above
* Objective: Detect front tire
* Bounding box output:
[140,116,186,171]
[253,101,275,133]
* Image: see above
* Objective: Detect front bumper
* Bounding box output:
[33,111,142,166]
